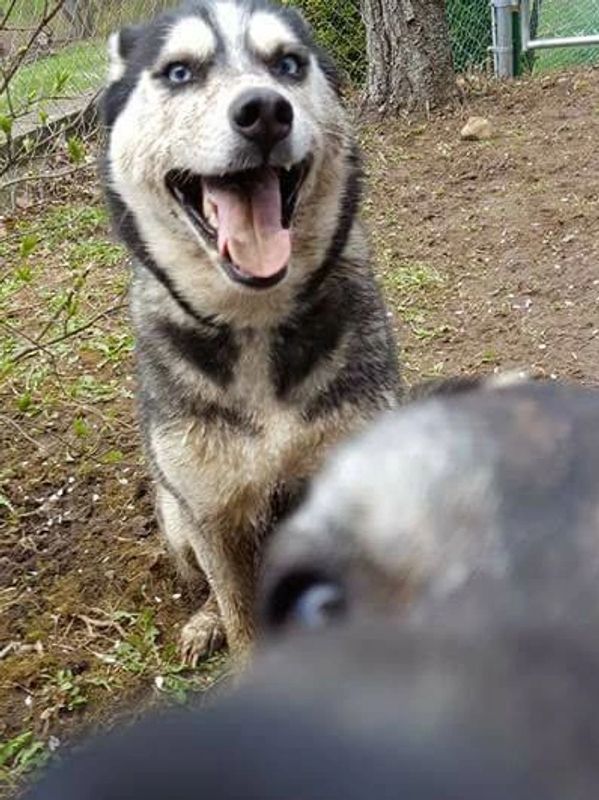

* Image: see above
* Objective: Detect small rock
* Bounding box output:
[460,117,494,141]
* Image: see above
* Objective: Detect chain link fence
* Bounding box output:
[2,0,599,147]
[531,0,599,71]
[288,0,493,83]
[1,0,493,127]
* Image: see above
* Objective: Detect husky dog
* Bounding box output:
[262,381,599,633]
[101,0,398,663]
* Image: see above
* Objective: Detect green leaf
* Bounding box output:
[0,492,15,513]
[102,449,124,464]
[15,263,33,282]
[0,732,33,769]
[0,114,13,137]
[73,416,90,438]
[17,393,32,413]
[19,234,39,259]
[67,136,86,164]
[14,740,48,772]
[0,730,48,777]
[53,70,70,94]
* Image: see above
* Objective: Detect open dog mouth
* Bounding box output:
[165,160,310,290]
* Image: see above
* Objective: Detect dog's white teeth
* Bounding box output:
[203,196,219,229]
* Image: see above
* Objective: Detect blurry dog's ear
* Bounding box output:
[107,25,146,82]
[408,370,531,402]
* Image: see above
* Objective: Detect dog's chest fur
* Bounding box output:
[142,307,364,534]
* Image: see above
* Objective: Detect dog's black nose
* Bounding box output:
[230,89,293,153]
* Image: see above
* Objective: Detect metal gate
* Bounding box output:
[520,0,599,61]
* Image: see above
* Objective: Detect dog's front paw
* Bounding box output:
[180,607,226,667]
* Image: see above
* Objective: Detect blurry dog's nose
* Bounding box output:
[230,89,293,153]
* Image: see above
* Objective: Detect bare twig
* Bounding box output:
[0,318,61,370]
[0,0,20,30]
[13,302,127,364]
[0,164,93,191]
[62,400,137,433]
[77,613,127,639]
[24,266,94,349]
[0,414,49,452]
[0,0,68,97]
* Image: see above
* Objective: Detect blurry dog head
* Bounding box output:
[262,380,599,635]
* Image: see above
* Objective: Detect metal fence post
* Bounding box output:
[492,0,517,77]
[520,0,531,52]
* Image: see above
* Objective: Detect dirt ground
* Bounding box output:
[1,67,598,791]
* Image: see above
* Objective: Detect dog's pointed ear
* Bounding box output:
[107,24,145,82]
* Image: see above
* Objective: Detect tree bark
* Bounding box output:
[361,0,457,116]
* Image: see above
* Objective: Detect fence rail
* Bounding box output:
[523,0,599,70]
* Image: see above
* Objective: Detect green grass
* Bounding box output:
[0,40,107,118]
[0,731,50,787]
[83,607,229,704]
[9,1,175,32]
[0,200,127,395]
[382,262,445,293]
[0,609,227,788]
[534,0,599,71]
[1,0,179,119]
[8,0,48,26]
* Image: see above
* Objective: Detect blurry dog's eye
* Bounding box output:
[165,62,193,84]
[263,570,346,631]
[274,54,305,79]
[292,582,345,628]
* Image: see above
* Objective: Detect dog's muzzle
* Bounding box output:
[165,87,310,291]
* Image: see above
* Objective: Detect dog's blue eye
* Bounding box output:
[291,582,345,629]
[275,54,303,78]
[166,63,193,84]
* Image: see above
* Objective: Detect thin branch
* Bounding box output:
[13,302,127,364]
[0,164,93,191]
[0,0,68,97]
[0,414,48,452]
[62,400,137,433]
[0,0,19,29]
[0,319,60,368]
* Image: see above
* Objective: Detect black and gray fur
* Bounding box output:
[101,0,398,663]
[26,617,599,800]
[263,380,599,633]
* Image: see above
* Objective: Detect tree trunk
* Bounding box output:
[361,0,457,116]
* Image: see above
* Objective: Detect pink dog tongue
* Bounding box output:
[206,169,290,278]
